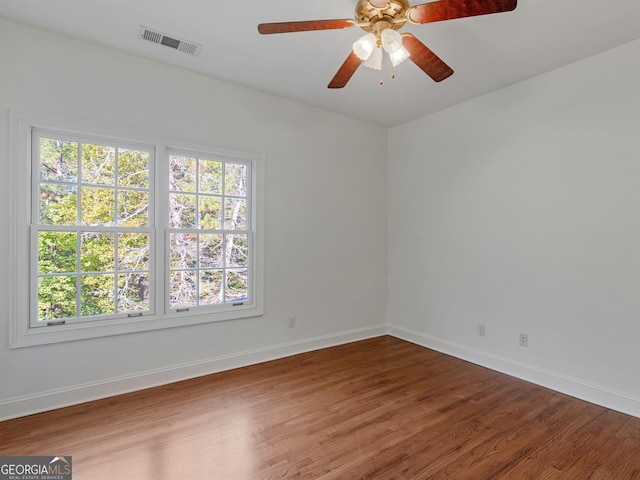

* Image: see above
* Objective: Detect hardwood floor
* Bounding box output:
[1,336,639,479]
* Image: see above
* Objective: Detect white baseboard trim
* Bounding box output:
[4,324,637,421]
[0,325,387,421]
[388,324,640,419]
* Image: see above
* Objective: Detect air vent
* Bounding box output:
[138,26,202,57]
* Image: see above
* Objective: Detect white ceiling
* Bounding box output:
[1,0,639,127]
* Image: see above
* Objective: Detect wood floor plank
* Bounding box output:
[1,336,638,479]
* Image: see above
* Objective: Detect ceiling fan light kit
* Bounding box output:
[389,44,411,67]
[381,29,403,53]
[353,33,377,60]
[258,0,517,88]
[364,45,384,70]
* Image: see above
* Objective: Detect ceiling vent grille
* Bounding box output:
[138,26,202,57]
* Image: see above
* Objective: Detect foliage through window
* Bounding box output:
[33,132,153,326]
[167,151,251,310]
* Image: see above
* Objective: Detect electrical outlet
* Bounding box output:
[519,333,528,347]
[477,324,486,336]
[288,317,296,328]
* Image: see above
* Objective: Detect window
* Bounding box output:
[10,111,263,347]
[167,150,251,311]
[32,131,154,327]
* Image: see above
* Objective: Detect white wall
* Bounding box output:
[0,19,388,419]
[388,40,640,417]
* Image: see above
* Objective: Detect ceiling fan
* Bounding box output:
[258,0,517,88]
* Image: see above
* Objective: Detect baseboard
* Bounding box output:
[0,325,388,421]
[388,324,640,419]
[4,323,637,421]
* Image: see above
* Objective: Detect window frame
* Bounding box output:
[30,129,157,328]
[9,110,264,348]
[165,147,254,314]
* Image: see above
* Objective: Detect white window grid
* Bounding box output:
[30,129,155,327]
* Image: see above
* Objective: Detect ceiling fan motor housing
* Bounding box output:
[356,0,410,33]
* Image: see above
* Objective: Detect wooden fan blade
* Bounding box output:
[407,0,517,24]
[402,33,453,82]
[258,19,355,34]
[328,51,362,89]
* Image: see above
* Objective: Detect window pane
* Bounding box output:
[228,234,248,267]
[226,269,248,302]
[170,270,197,308]
[38,231,77,274]
[118,233,150,271]
[40,137,78,183]
[80,274,115,316]
[118,273,149,313]
[169,155,196,192]
[39,185,77,225]
[224,163,247,196]
[200,234,223,268]
[118,190,149,227]
[38,275,77,321]
[169,193,196,228]
[224,198,246,230]
[170,233,197,269]
[81,187,115,225]
[81,232,115,272]
[200,270,223,305]
[199,159,222,194]
[118,148,149,188]
[82,144,115,186]
[199,196,222,229]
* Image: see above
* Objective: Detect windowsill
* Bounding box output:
[11,303,264,348]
